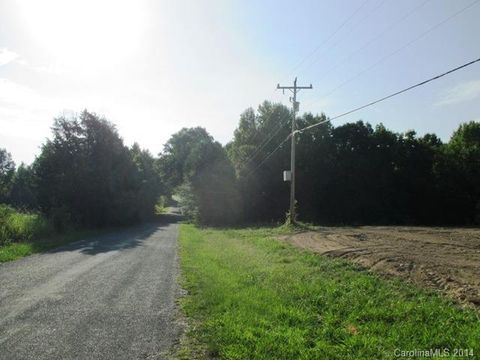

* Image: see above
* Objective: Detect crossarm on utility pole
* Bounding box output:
[276,77,312,224]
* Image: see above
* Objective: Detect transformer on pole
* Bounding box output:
[277,77,312,224]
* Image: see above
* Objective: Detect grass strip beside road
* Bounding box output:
[0,228,112,263]
[178,224,480,360]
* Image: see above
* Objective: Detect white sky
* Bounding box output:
[1,0,480,164]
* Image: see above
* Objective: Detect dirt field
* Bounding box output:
[280,226,480,309]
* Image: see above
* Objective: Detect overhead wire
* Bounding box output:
[237,111,291,170]
[247,1,480,176]
[304,0,432,88]
[245,134,292,178]
[260,0,430,151]
[242,0,373,175]
[298,57,480,133]
[296,0,390,77]
[306,0,480,107]
[263,0,371,102]
[285,0,370,80]
[247,57,480,175]
[244,0,388,176]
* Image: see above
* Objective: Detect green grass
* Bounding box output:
[178,224,480,360]
[155,195,169,215]
[0,204,112,263]
[0,204,59,262]
[0,204,53,246]
[0,228,111,263]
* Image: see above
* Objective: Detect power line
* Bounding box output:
[297,57,480,134]
[249,3,479,176]
[246,79,313,179]
[238,116,289,170]
[257,0,422,154]
[238,98,305,173]
[235,106,294,171]
[248,56,480,175]
[285,0,370,80]
[306,0,432,86]
[297,0,390,77]
[236,96,306,172]
[263,0,370,103]
[277,78,313,223]
[306,0,480,107]
[264,0,384,121]
[246,134,291,178]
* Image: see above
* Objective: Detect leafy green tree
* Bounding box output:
[4,102,480,228]
[9,163,38,210]
[228,101,480,225]
[160,127,239,225]
[295,113,334,221]
[0,148,15,202]
[130,143,164,220]
[444,121,480,223]
[34,110,151,228]
[227,102,291,222]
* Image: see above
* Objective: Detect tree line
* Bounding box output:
[228,102,480,225]
[1,111,163,230]
[1,104,479,229]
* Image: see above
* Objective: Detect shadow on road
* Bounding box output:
[45,209,183,256]
[156,212,183,225]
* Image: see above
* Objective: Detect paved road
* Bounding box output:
[0,216,183,359]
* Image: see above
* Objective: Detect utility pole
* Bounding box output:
[277,77,312,224]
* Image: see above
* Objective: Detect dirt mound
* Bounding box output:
[280,226,480,308]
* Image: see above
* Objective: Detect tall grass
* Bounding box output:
[179,225,480,359]
[0,204,124,263]
[0,204,53,246]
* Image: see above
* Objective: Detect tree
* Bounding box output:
[443,121,480,223]
[0,148,15,203]
[130,143,164,220]
[228,101,480,226]
[9,163,38,210]
[34,110,151,228]
[295,113,334,222]
[228,102,291,222]
[160,127,239,225]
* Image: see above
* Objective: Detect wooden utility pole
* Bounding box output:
[277,77,312,224]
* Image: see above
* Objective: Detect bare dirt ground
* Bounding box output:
[280,226,480,309]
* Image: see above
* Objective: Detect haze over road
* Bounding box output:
[0,216,183,359]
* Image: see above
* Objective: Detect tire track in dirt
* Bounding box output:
[279,226,480,308]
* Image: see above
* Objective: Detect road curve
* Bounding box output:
[0,217,183,359]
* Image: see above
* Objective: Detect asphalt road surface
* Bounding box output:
[0,215,183,359]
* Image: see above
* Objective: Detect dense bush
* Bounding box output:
[159,127,240,225]
[33,111,163,227]
[0,149,15,204]
[2,104,479,229]
[0,204,53,246]
[227,102,480,225]
[1,110,164,231]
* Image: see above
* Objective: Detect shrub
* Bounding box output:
[155,195,168,214]
[0,204,54,246]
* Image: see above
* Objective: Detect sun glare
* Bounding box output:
[18,0,146,72]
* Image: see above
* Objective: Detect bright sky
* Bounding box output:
[1,0,479,165]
